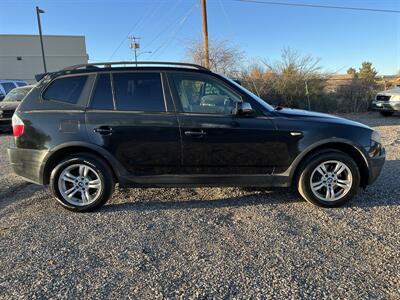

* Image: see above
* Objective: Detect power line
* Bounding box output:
[141,0,184,52]
[231,0,400,13]
[108,1,164,60]
[150,1,198,59]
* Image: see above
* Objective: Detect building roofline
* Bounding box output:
[0,34,85,38]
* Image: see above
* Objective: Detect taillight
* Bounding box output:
[12,114,25,137]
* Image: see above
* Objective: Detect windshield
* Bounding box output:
[222,76,274,111]
[3,86,32,102]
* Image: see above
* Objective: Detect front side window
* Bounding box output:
[43,76,88,104]
[1,82,17,94]
[113,72,165,112]
[90,74,114,110]
[172,74,241,114]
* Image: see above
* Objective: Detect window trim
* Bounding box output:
[41,73,91,106]
[88,72,115,111]
[110,70,167,113]
[168,71,244,116]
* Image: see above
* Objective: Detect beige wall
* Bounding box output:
[0,34,88,83]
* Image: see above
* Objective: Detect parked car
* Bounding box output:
[372,88,400,116]
[8,62,385,212]
[0,80,28,101]
[0,85,34,132]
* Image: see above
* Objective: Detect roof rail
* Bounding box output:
[62,61,209,71]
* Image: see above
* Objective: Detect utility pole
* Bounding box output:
[129,36,141,66]
[201,0,210,69]
[36,6,47,73]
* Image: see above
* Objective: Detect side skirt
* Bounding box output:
[118,174,291,188]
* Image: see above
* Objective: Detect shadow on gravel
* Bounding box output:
[102,160,400,212]
[0,182,43,211]
[101,190,299,213]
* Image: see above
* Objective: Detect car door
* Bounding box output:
[168,71,279,175]
[86,71,181,176]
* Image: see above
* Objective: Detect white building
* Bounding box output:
[0,34,89,83]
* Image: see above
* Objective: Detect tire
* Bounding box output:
[380,111,394,117]
[50,153,115,212]
[297,151,360,207]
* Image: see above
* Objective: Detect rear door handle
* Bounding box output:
[184,130,206,138]
[94,126,113,135]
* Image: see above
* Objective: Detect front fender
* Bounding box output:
[284,137,370,182]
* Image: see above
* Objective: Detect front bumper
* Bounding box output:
[371,100,400,112]
[367,147,385,185]
[8,144,48,185]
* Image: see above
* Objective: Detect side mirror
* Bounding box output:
[235,102,254,116]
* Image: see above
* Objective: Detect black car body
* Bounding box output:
[0,85,34,132]
[8,62,385,211]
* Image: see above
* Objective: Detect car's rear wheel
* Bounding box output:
[50,153,115,212]
[298,151,360,207]
[380,111,394,117]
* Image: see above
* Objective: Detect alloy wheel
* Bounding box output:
[58,164,102,206]
[309,160,353,202]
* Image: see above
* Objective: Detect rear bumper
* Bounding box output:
[8,145,48,185]
[367,148,385,185]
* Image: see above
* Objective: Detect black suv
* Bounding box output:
[8,62,385,211]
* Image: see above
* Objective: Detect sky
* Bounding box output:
[1,0,399,75]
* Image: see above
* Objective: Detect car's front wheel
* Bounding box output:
[50,153,115,212]
[298,151,360,207]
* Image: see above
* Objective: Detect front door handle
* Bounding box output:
[184,129,206,138]
[94,126,113,135]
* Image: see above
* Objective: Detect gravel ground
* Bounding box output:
[0,112,399,299]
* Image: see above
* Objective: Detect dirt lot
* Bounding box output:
[0,113,399,299]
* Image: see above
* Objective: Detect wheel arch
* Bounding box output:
[290,140,370,188]
[41,142,126,185]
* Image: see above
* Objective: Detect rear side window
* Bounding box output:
[113,72,165,112]
[1,82,16,94]
[43,76,87,104]
[90,74,114,110]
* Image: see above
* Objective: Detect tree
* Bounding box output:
[358,62,377,86]
[238,63,273,99]
[339,62,378,112]
[261,48,326,108]
[347,67,357,77]
[185,39,244,76]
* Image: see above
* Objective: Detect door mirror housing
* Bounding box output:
[234,101,254,116]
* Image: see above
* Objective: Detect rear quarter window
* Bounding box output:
[43,76,88,104]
